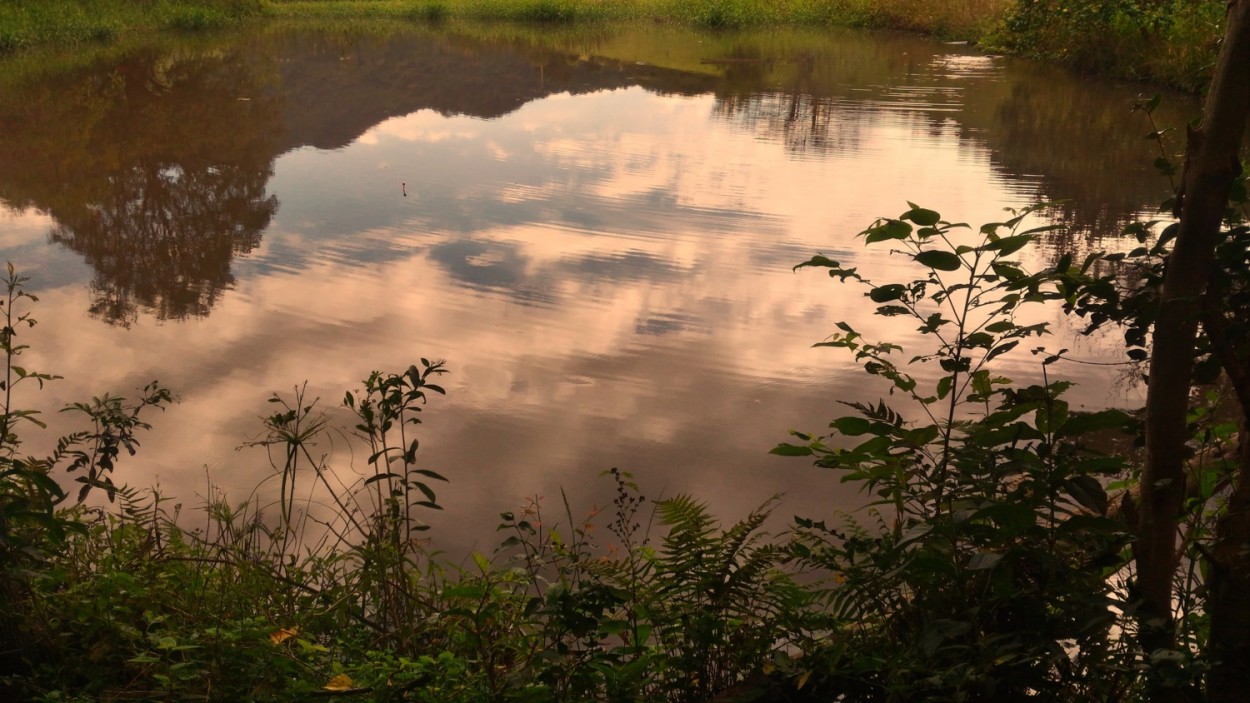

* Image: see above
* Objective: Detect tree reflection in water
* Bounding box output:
[0,26,1198,326]
[0,49,280,325]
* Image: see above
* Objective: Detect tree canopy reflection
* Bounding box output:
[0,49,280,325]
[703,32,1196,242]
[0,26,1198,325]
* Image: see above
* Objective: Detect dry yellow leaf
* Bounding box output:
[324,674,354,691]
[269,627,298,645]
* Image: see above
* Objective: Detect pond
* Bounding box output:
[0,22,1194,555]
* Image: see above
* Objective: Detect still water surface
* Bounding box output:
[0,24,1193,553]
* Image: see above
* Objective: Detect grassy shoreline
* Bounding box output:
[0,0,1226,92]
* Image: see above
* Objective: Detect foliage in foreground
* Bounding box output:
[776,203,1146,700]
[3,105,1248,698]
[0,262,803,701]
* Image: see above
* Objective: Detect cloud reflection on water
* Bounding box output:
[0,26,1177,554]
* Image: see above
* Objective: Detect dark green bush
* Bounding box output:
[998,0,1224,90]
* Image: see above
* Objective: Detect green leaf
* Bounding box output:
[1054,409,1133,438]
[984,234,1033,256]
[967,551,1003,571]
[1065,475,1109,515]
[771,443,813,457]
[977,502,1037,534]
[852,434,892,455]
[1034,400,1070,434]
[914,250,962,271]
[795,254,838,270]
[904,425,940,446]
[869,284,906,302]
[875,305,911,316]
[964,332,994,348]
[364,472,402,486]
[1018,224,1064,237]
[984,340,1019,362]
[904,206,941,226]
[830,416,872,436]
[864,219,912,243]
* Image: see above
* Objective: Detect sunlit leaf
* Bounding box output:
[324,674,354,691]
[269,627,298,645]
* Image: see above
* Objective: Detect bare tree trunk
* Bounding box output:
[1140,2,1250,700]
[1207,428,1250,702]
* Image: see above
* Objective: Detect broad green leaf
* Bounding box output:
[1065,475,1109,515]
[984,340,1019,362]
[1034,400,1070,434]
[771,443,813,457]
[904,425,940,446]
[875,305,911,316]
[1019,224,1065,237]
[865,219,912,243]
[853,435,892,455]
[904,206,941,226]
[1054,409,1134,438]
[984,234,1033,256]
[964,332,994,348]
[869,284,906,302]
[977,502,1037,534]
[795,254,838,270]
[968,551,1003,570]
[830,416,872,436]
[914,250,962,271]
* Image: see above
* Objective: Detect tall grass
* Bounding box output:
[1,1,1225,89]
[0,0,262,53]
[266,0,1009,36]
[258,0,1224,89]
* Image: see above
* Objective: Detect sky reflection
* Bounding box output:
[0,26,1179,554]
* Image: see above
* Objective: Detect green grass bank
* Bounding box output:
[0,0,1228,91]
[0,0,264,52]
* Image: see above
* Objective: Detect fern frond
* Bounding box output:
[841,399,904,427]
[657,494,718,558]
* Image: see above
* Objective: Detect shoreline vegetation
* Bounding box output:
[0,0,1229,92]
[3,2,1250,702]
